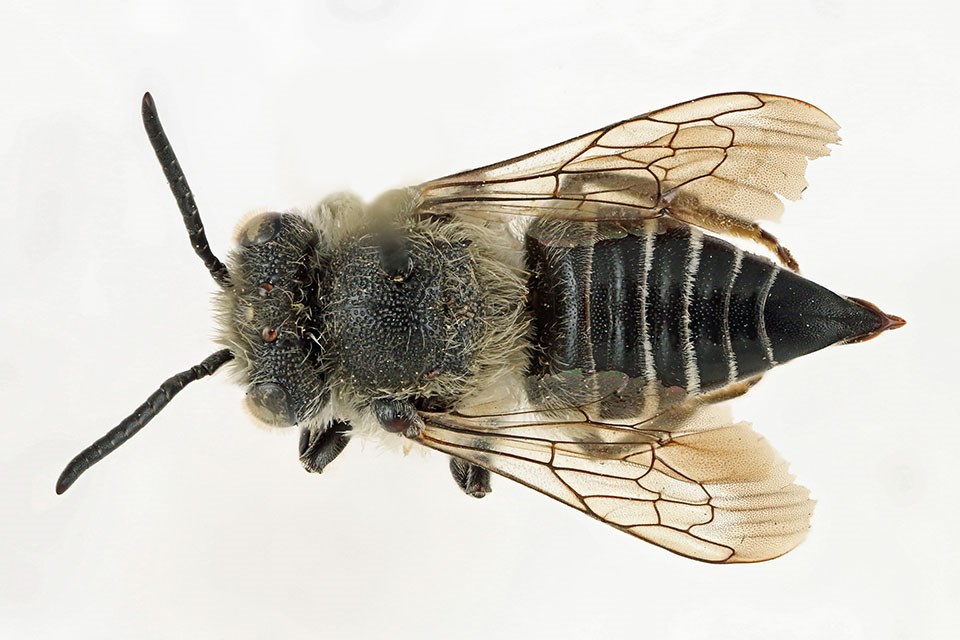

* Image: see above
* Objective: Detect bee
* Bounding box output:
[58,92,904,563]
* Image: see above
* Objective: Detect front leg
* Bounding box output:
[299,420,352,474]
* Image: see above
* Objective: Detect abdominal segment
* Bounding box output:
[524,220,886,415]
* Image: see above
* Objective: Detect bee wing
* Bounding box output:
[417,92,839,227]
[417,401,812,563]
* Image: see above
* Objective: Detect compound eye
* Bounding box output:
[246,382,297,427]
[238,212,284,246]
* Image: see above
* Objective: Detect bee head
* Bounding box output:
[56,93,330,494]
[219,212,329,428]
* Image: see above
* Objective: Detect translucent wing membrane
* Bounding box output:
[417,93,839,227]
[418,402,812,563]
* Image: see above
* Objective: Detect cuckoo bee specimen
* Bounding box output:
[58,92,903,563]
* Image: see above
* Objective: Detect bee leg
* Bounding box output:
[449,457,492,498]
[299,420,352,474]
[665,200,800,272]
[371,398,423,438]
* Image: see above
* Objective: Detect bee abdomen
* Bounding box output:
[527,223,883,397]
[526,225,762,393]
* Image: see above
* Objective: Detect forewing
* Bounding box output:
[417,402,812,563]
[417,92,838,226]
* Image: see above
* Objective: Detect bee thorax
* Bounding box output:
[324,222,490,400]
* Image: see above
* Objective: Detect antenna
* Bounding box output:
[56,349,234,494]
[141,92,231,288]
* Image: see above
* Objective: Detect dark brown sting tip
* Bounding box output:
[844,297,906,344]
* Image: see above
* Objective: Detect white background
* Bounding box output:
[2,1,956,638]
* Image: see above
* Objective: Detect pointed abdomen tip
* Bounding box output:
[845,297,906,343]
